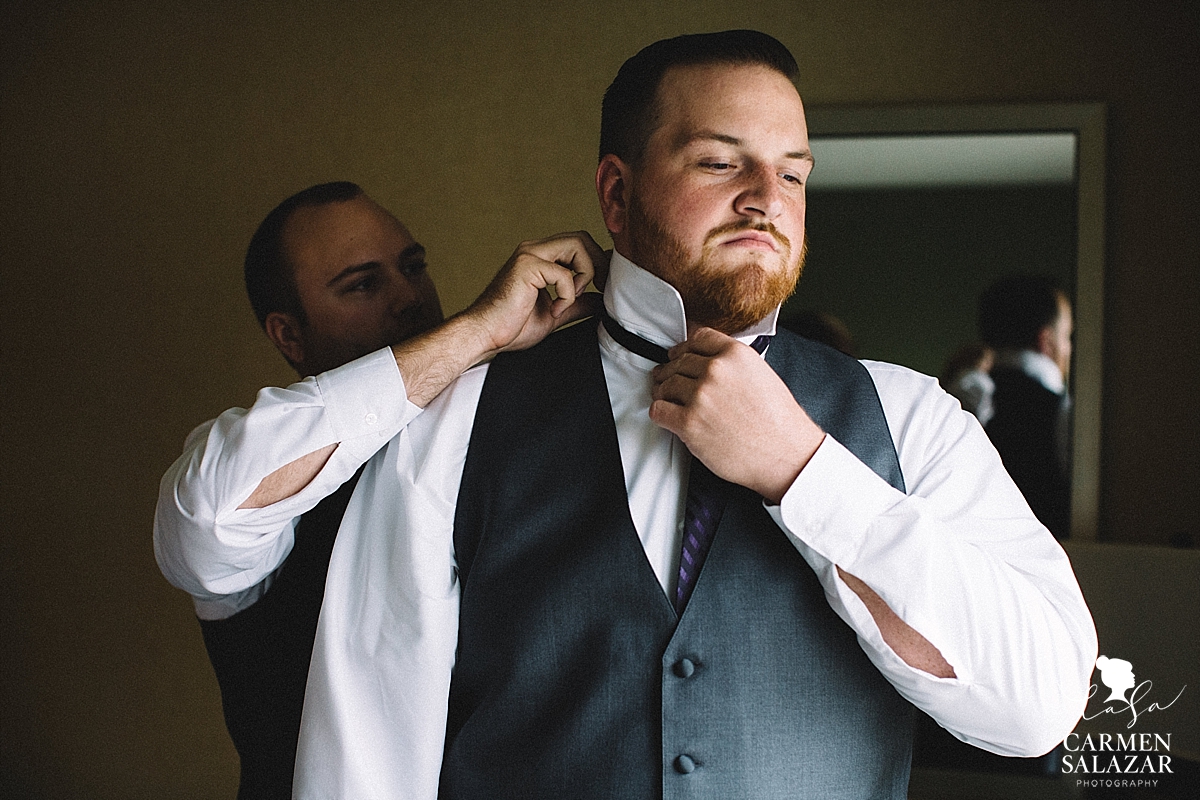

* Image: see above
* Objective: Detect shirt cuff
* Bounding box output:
[766,434,905,566]
[314,347,421,458]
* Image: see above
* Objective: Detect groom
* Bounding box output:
[294,30,1096,799]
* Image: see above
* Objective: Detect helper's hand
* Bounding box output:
[465,231,608,357]
[650,327,826,504]
[395,232,606,409]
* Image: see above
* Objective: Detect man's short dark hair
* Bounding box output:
[978,274,1066,350]
[599,30,799,166]
[244,181,364,328]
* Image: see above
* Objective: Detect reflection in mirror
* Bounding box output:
[789,104,1105,542]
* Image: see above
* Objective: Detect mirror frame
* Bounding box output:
[805,103,1107,540]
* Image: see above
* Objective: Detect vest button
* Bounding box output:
[674,754,696,774]
[673,658,696,678]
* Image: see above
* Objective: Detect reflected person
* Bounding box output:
[942,341,995,425]
[979,274,1073,539]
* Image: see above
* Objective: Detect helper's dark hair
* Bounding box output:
[599,30,799,166]
[978,274,1066,350]
[244,181,365,328]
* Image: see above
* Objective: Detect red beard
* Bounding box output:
[628,195,805,335]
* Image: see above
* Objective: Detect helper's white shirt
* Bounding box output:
[155,253,1096,800]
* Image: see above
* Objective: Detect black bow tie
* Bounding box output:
[600,312,771,364]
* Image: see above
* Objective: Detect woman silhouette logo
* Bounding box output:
[1095,655,1136,704]
[1085,654,1185,728]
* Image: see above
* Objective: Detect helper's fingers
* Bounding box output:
[558,232,607,293]
[522,231,605,289]
[502,252,577,312]
[552,292,605,327]
[545,262,579,317]
[515,232,605,317]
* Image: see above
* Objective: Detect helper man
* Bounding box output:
[160,32,1098,800]
[154,181,605,799]
[979,274,1074,539]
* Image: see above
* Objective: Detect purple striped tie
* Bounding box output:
[674,333,772,614]
[674,460,726,612]
[599,314,771,613]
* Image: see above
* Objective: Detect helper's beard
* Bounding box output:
[627,194,805,335]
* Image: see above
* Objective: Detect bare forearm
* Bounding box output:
[837,567,957,679]
[238,443,338,509]
[239,316,489,508]
[392,311,495,408]
[154,380,391,600]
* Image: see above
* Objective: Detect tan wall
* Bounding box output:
[2,1,1196,796]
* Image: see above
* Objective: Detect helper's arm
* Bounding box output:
[154,233,607,613]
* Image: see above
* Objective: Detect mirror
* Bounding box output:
[789,103,1106,541]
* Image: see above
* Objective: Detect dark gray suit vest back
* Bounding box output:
[442,321,913,799]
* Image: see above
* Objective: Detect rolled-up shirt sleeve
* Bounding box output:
[153,347,421,615]
[767,360,1097,758]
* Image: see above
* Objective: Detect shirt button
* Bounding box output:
[673,658,696,678]
[364,412,378,425]
[674,754,696,774]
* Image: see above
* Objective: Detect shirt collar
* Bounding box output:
[602,250,779,349]
[995,348,1066,395]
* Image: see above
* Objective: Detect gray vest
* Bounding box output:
[442,321,913,799]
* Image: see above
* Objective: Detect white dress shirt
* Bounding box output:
[155,253,1096,800]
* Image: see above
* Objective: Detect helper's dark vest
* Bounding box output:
[198,467,362,800]
[442,321,914,799]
